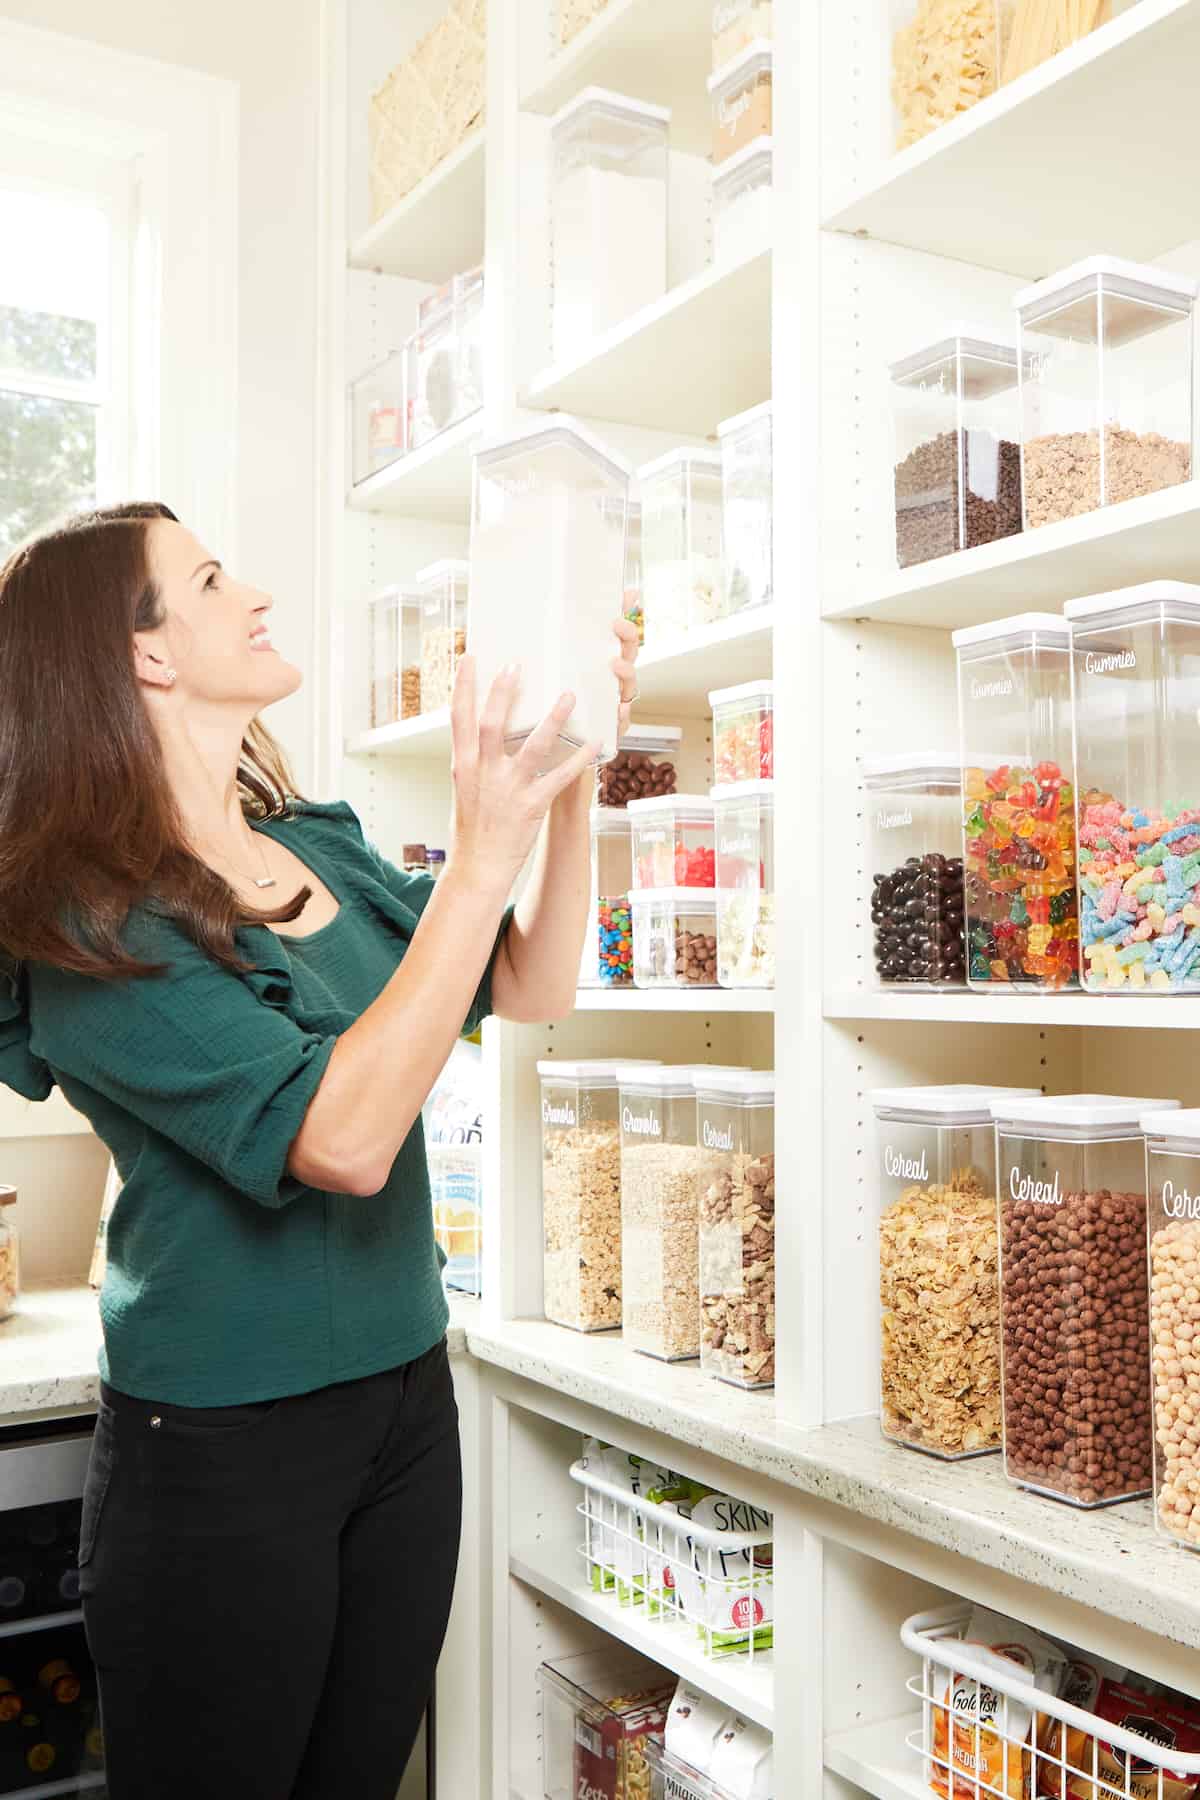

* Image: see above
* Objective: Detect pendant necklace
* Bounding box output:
[201,830,277,891]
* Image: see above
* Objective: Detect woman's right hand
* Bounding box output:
[447,657,598,895]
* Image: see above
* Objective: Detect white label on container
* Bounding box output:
[702,1119,734,1151]
[1162,1179,1200,1220]
[717,89,753,137]
[884,1145,928,1182]
[575,1721,602,1758]
[713,0,751,27]
[543,1099,577,1126]
[639,828,667,844]
[969,676,1014,700]
[1009,1167,1061,1206]
[719,832,755,856]
[877,807,913,831]
[1084,649,1137,673]
[622,1104,662,1138]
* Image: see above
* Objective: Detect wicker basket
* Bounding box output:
[558,0,612,47]
[368,0,487,223]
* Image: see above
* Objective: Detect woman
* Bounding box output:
[0,502,638,1798]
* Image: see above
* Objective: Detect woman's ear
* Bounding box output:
[133,637,177,689]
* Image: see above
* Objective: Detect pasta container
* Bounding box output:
[349,350,406,485]
[368,585,422,728]
[862,751,965,990]
[714,780,775,989]
[712,135,772,268]
[539,1650,673,1800]
[630,890,719,990]
[697,1070,775,1388]
[582,807,635,989]
[890,0,1005,151]
[638,449,725,647]
[416,558,469,713]
[1142,1107,1200,1552]
[707,41,772,164]
[598,723,681,808]
[717,401,771,616]
[629,795,716,891]
[710,680,774,784]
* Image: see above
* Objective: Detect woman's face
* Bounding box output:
[140,520,301,710]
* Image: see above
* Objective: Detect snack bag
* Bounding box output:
[670,1492,774,1653]
[664,1683,733,1779]
[573,1683,672,1800]
[643,1479,715,1618]
[929,1607,1067,1800]
[710,1712,774,1799]
[1039,1679,1200,1800]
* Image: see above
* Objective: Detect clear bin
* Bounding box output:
[349,351,406,485]
[1065,581,1200,993]
[540,1649,673,1800]
[582,807,634,989]
[1142,1107,1200,1552]
[630,890,719,990]
[428,1142,481,1296]
[639,449,725,647]
[598,723,681,808]
[629,796,715,890]
[713,0,773,69]
[470,417,631,766]
[712,136,772,267]
[416,558,469,713]
[0,1187,17,1320]
[368,585,422,727]
[718,402,772,616]
[869,1085,1039,1459]
[697,1070,775,1388]
[710,680,774,784]
[538,1060,660,1332]
[646,1730,773,1800]
[991,1091,1179,1506]
[551,88,670,364]
[1016,256,1197,530]
[714,780,774,989]
[408,265,484,451]
[624,500,644,644]
[889,327,1023,568]
[891,0,1005,150]
[707,41,772,164]
[862,752,966,989]
[953,612,1078,991]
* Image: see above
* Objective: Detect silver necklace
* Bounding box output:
[201,829,277,891]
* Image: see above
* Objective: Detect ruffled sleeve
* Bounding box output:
[0,954,54,1102]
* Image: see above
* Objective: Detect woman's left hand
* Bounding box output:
[612,615,641,738]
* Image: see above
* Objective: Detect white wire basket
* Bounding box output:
[570,1458,773,1660]
[902,1605,1200,1800]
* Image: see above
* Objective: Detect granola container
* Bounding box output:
[707,41,772,165]
[638,448,725,647]
[539,1060,660,1332]
[598,723,681,808]
[350,350,406,484]
[368,585,422,728]
[869,1084,1040,1459]
[582,807,635,988]
[714,780,775,989]
[717,401,772,616]
[540,1649,673,1800]
[630,890,719,990]
[862,752,966,989]
[416,558,468,713]
[0,1188,18,1320]
[629,795,716,891]
[697,1071,775,1388]
[1142,1108,1200,1552]
[712,135,772,267]
[710,680,774,784]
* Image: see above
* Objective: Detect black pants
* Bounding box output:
[79,1339,462,1800]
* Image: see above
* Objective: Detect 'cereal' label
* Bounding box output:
[1009,1167,1061,1206]
[1162,1179,1200,1220]
[885,1145,928,1182]
[702,1119,734,1151]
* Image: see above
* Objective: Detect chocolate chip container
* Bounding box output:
[869,1085,1039,1460]
[1141,1107,1200,1552]
[991,1092,1179,1507]
[862,752,965,989]
[697,1070,775,1389]
[629,889,719,990]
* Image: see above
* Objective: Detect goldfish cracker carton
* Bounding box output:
[929,1607,1066,1800]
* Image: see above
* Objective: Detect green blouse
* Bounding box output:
[0,802,505,1406]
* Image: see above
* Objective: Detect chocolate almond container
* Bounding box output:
[863,752,966,990]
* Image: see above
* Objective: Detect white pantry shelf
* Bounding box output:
[823,0,1200,277]
[345,708,451,760]
[510,1537,775,1729]
[635,606,773,709]
[824,989,1200,1030]
[524,247,770,436]
[348,130,485,284]
[824,1714,927,1800]
[0,1606,84,1641]
[574,987,774,1013]
[9,1775,107,1800]
[346,413,482,523]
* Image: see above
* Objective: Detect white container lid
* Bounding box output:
[637,445,724,483]
[590,805,634,830]
[628,886,719,909]
[550,85,672,132]
[1143,1108,1200,1142]
[709,678,774,707]
[616,723,682,749]
[717,399,771,439]
[711,777,775,801]
[536,1058,662,1082]
[871,1083,1041,1124]
[712,134,773,192]
[620,1062,747,1090]
[693,1069,775,1097]
[475,413,633,484]
[707,37,773,96]
[415,557,470,585]
[952,611,1069,651]
[992,1093,1181,1131]
[1064,580,1200,624]
[861,749,960,785]
[1014,254,1199,318]
[889,323,1020,384]
[627,794,715,816]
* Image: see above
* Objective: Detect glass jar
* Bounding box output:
[710,680,774,784]
[1016,256,1197,530]
[349,351,406,485]
[713,0,773,68]
[624,500,644,644]
[629,795,715,890]
[538,1060,660,1332]
[368,586,422,728]
[992,1091,1179,1506]
[550,88,670,364]
[470,417,631,766]
[638,449,725,647]
[862,752,966,990]
[718,401,772,616]
[697,1071,775,1388]
[869,1085,1039,1459]
[416,558,469,713]
[1142,1107,1200,1553]
[582,807,634,988]
[1066,581,1200,993]
[0,1187,18,1320]
[714,780,774,988]
[953,612,1078,991]
[540,1651,674,1800]
[708,40,772,164]
[889,327,1023,569]
[597,723,681,808]
[712,136,772,267]
[630,889,719,989]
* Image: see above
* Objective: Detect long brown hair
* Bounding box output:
[0,502,309,980]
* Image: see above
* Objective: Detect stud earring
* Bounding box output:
[165,669,177,685]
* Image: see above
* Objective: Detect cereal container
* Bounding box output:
[707,41,772,164]
[416,558,469,713]
[550,89,669,363]
[953,612,1078,991]
[1141,1108,1200,1552]
[620,1065,745,1361]
[470,417,631,766]
[0,1188,18,1320]
[991,1092,1180,1506]
[1016,257,1197,530]
[630,890,719,989]
[697,1071,775,1388]
[598,723,681,808]
[407,265,485,451]
[1066,581,1200,993]
[717,401,772,616]
[889,327,1023,568]
[713,0,773,68]
[862,752,966,989]
[869,1085,1039,1459]
[638,449,725,646]
[712,136,772,267]
[539,1650,673,1800]
[368,585,422,728]
[629,796,715,890]
[582,807,634,988]
[710,680,773,784]
[714,780,775,989]
[624,499,644,644]
[350,351,406,485]
[538,1060,660,1332]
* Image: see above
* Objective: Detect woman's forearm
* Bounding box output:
[492,767,593,1022]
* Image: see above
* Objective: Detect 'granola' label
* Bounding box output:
[622,1104,662,1138]
[543,1099,576,1126]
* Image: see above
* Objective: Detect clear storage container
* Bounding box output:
[630,889,719,989]
[429,1143,482,1296]
[582,807,634,988]
[710,680,773,784]
[869,1085,1040,1459]
[697,1070,775,1388]
[550,88,670,364]
[712,136,772,267]
[1141,1107,1200,1552]
[538,1060,660,1332]
[991,1091,1179,1506]
[647,1723,774,1799]
[470,417,631,766]
[629,795,715,890]
[1016,256,1197,530]
[368,585,422,727]
[891,0,1005,150]
[718,402,772,616]
[408,265,484,451]
[1065,581,1200,993]
[0,1187,18,1319]
[416,558,469,713]
[707,41,772,164]
[713,0,773,69]
[889,327,1023,568]
[862,752,966,989]
[540,1649,673,1800]
[350,351,406,485]
[639,449,725,647]
[598,723,681,808]
[953,612,1078,991]
[714,781,774,988]
[624,500,644,644]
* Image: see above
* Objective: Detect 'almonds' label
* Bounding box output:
[877,808,913,831]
